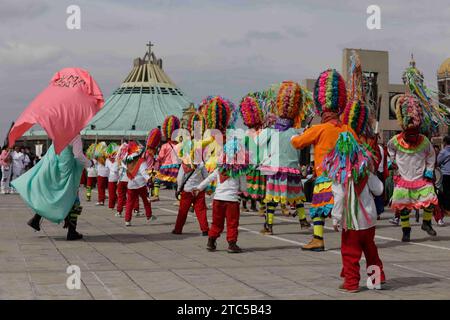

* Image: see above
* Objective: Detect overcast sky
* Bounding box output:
[1,0,449,142]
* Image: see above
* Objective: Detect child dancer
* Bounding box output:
[95,142,109,206]
[291,69,349,251]
[194,139,250,253]
[85,143,97,202]
[239,94,266,213]
[387,94,438,242]
[151,115,181,202]
[259,81,309,236]
[324,132,385,293]
[116,142,130,217]
[124,141,155,226]
[173,113,211,235]
[105,143,119,211]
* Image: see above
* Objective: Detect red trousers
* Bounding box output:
[125,187,152,222]
[108,181,118,209]
[80,169,87,186]
[97,176,108,203]
[117,181,139,213]
[340,227,386,290]
[87,176,97,188]
[174,191,209,233]
[209,199,240,242]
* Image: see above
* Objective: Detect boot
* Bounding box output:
[27,214,42,232]
[260,223,273,235]
[86,187,92,202]
[401,227,411,242]
[299,218,311,230]
[66,224,83,241]
[301,236,325,252]
[227,241,242,253]
[207,237,217,251]
[421,220,437,236]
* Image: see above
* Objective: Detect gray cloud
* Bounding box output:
[0,0,49,22]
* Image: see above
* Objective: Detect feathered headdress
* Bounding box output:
[314,69,347,115]
[86,143,96,160]
[200,96,235,133]
[322,131,374,230]
[106,143,119,159]
[218,138,252,178]
[117,142,128,165]
[343,99,374,137]
[124,141,144,164]
[402,60,450,135]
[395,94,423,131]
[162,115,180,141]
[239,95,264,129]
[187,112,206,136]
[146,128,162,150]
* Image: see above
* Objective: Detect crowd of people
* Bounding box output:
[0,146,36,194]
[4,53,450,293]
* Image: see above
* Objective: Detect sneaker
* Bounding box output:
[189,206,195,213]
[147,215,157,223]
[96,202,104,206]
[389,217,400,226]
[134,210,143,217]
[421,221,437,236]
[227,242,243,253]
[115,212,123,217]
[207,237,217,251]
[149,196,160,202]
[125,221,131,227]
[338,284,360,293]
[438,219,445,226]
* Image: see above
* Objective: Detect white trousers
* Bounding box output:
[1,166,11,193]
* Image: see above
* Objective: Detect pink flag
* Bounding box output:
[8,68,104,154]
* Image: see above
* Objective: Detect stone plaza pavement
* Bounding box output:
[1,188,450,300]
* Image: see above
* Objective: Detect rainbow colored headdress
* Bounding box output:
[187,112,206,136]
[117,142,128,164]
[275,81,303,120]
[94,142,107,159]
[106,143,119,158]
[395,94,423,131]
[314,69,347,115]
[124,141,144,163]
[239,95,264,129]
[342,99,373,137]
[162,115,180,141]
[200,96,236,133]
[86,143,96,160]
[146,128,162,150]
[219,138,252,178]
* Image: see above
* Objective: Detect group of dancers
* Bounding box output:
[7,52,449,292]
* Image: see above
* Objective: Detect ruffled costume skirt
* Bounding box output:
[310,176,334,219]
[244,169,266,200]
[391,176,438,211]
[263,168,305,205]
[156,164,180,184]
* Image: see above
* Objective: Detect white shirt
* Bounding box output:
[127,162,150,189]
[177,164,209,193]
[97,162,109,177]
[332,173,384,231]
[118,162,129,182]
[197,169,247,202]
[105,159,119,182]
[70,135,92,169]
[12,151,25,172]
[87,166,97,177]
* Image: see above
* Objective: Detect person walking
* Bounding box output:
[437,135,450,217]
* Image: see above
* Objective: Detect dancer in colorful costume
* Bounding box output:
[259,81,308,235]
[323,132,385,293]
[123,141,155,226]
[291,69,349,251]
[151,115,181,201]
[105,143,119,211]
[387,94,438,242]
[95,142,109,206]
[85,143,97,201]
[8,67,104,240]
[173,112,211,235]
[239,94,266,213]
[194,138,251,253]
[116,142,135,217]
